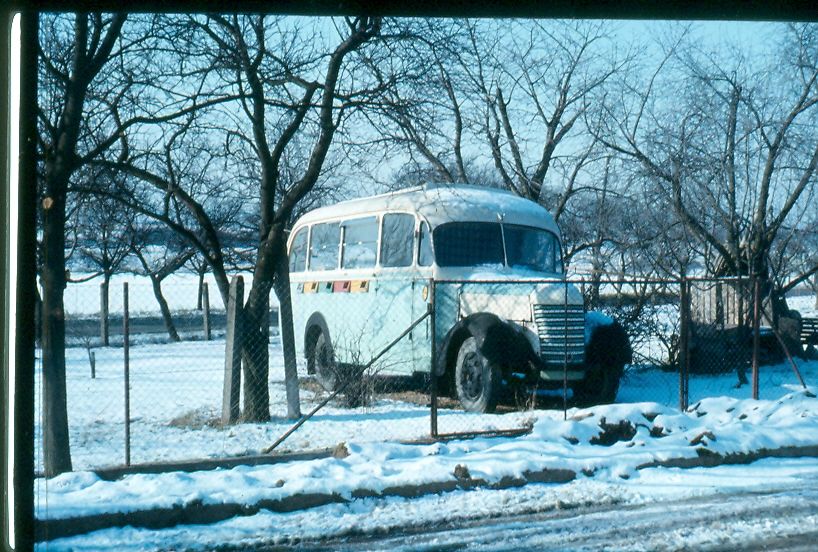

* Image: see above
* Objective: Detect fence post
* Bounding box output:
[752,278,761,400]
[202,282,211,341]
[123,282,130,466]
[563,279,568,421]
[429,279,438,438]
[222,275,244,425]
[678,278,690,411]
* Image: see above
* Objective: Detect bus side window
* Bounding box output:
[310,222,341,271]
[289,227,309,272]
[381,213,414,267]
[418,221,433,266]
[341,217,378,269]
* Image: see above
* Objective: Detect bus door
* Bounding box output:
[411,220,435,373]
[376,213,419,376]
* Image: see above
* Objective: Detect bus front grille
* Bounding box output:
[533,304,585,366]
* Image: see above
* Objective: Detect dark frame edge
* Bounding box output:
[3,0,818,21]
[0,7,9,550]
[2,8,37,552]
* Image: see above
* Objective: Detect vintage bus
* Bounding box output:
[286,184,631,412]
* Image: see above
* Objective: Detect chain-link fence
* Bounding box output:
[684,277,810,406]
[35,274,816,474]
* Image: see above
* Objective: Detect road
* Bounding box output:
[303,488,818,551]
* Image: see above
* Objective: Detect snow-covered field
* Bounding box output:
[37,328,818,474]
[36,332,543,473]
[38,278,818,473]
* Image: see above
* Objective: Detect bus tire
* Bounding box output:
[572,361,622,406]
[455,337,501,413]
[311,329,339,392]
[572,321,629,406]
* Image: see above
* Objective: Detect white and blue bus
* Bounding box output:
[287,185,631,412]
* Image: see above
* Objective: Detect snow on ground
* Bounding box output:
[36,333,539,472]
[35,389,818,550]
[31,282,818,550]
[38,282,818,472]
[37,329,818,473]
[789,292,818,318]
[61,272,279,318]
[37,457,818,551]
[36,387,818,520]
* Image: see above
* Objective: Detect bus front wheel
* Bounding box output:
[455,337,501,413]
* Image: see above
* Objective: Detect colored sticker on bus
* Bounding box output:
[333,281,351,293]
[351,280,370,293]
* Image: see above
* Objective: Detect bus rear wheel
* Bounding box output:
[455,337,501,413]
[311,329,339,392]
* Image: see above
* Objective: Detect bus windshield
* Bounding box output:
[434,222,561,273]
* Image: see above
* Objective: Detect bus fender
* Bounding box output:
[585,316,632,367]
[304,312,331,355]
[435,313,537,377]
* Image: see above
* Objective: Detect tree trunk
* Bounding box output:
[241,283,271,422]
[589,241,602,308]
[149,274,180,342]
[812,275,818,310]
[100,273,110,346]
[41,187,73,477]
[196,267,205,311]
[274,249,301,419]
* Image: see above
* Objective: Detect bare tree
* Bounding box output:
[128,218,196,342]
[198,15,384,421]
[37,12,236,474]
[595,23,818,320]
[356,19,477,186]
[95,15,384,422]
[37,12,127,476]
[72,176,134,345]
[366,19,633,271]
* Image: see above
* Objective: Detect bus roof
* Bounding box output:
[292,184,561,237]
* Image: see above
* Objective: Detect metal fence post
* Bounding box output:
[752,278,761,400]
[678,278,690,411]
[123,281,130,466]
[563,279,568,420]
[429,279,438,439]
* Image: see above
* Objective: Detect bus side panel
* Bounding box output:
[289,274,416,376]
[291,279,308,359]
[362,275,414,376]
[410,278,433,373]
[433,282,462,355]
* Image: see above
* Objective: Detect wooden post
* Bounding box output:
[222,275,244,425]
[202,282,211,341]
[100,280,109,346]
[90,351,96,379]
[123,282,131,466]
